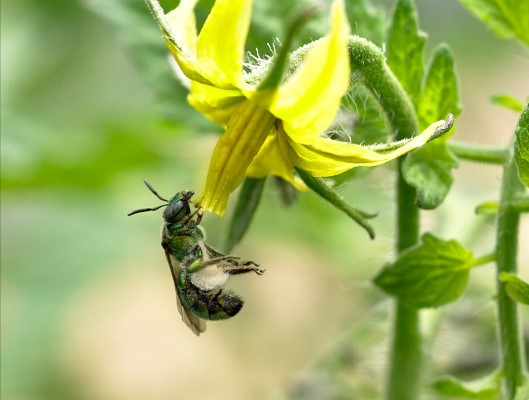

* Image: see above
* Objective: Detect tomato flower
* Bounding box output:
[147,0,445,215]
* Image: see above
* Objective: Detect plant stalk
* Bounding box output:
[448,141,508,164]
[341,36,425,400]
[384,160,422,400]
[495,143,527,399]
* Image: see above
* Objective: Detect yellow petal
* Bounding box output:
[146,0,213,85]
[200,101,276,215]
[165,0,198,55]
[287,119,449,176]
[246,126,307,190]
[196,0,253,89]
[188,81,246,126]
[270,0,350,139]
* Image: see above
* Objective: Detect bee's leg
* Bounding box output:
[219,259,265,276]
[185,256,264,275]
[186,255,241,273]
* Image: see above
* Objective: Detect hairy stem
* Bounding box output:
[345,36,423,400]
[496,141,528,398]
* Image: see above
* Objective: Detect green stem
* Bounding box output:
[495,142,528,399]
[448,141,508,164]
[470,252,497,268]
[342,36,424,400]
[293,35,427,399]
[510,196,529,213]
[385,160,422,400]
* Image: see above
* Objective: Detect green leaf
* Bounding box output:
[84,0,214,128]
[403,45,461,210]
[386,0,426,107]
[475,200,499,215]
[514,382,529,400]
[258,6,320,91]
[433,372,501,400]
[458,0,529,46]
[225,177,266,253]
[374,233,475,308]
[514,103,529,187]
[499,272,529,305]
[402,142,459,210]
[347,86,390,146]
[344,0,386,46]
[417,44,462,130]
[491,94,524,112]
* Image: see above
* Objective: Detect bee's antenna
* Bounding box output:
[143,179,169,202]
[127,203,168,216]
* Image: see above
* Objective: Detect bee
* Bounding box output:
[128,180,264,335]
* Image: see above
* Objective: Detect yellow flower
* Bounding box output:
[147,0,444,215]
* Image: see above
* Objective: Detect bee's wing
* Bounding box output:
[203,242,225,258]
[164,249,206,336]
[175,292,206,335]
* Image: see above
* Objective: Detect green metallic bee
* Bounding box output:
[128,180,264,335]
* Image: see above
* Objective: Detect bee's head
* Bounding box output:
[163,190,194,223]
[128,181,197,224]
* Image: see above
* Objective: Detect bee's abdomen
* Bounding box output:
[178,280,244,320]
[208,292,243,320]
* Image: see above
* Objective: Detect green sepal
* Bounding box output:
[491,94,525,112]
[272,176,298,207]
[296,168,377,239]
[386,0,426,107]
[458,0,529,46]
[225,177,266,253]
[374,233,476,308]
[258,6,320,91]
[432,370,501,400]
[499,272,529,305]
[514,103,529,188]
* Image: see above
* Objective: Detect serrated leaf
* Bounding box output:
[403,45,461,210]
[433,372,500,400]
[458,0,529,46]
[491,94,524,112]
[374,233,475,308]
[514,103,529,187]
[417,44,462,130]
[402,141,459,210]
[499,272,529,305]
[386,0,426,106]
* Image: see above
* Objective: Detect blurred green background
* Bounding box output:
[1,0,528,399]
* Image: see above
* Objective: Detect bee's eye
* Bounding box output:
[163,199,190,223]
